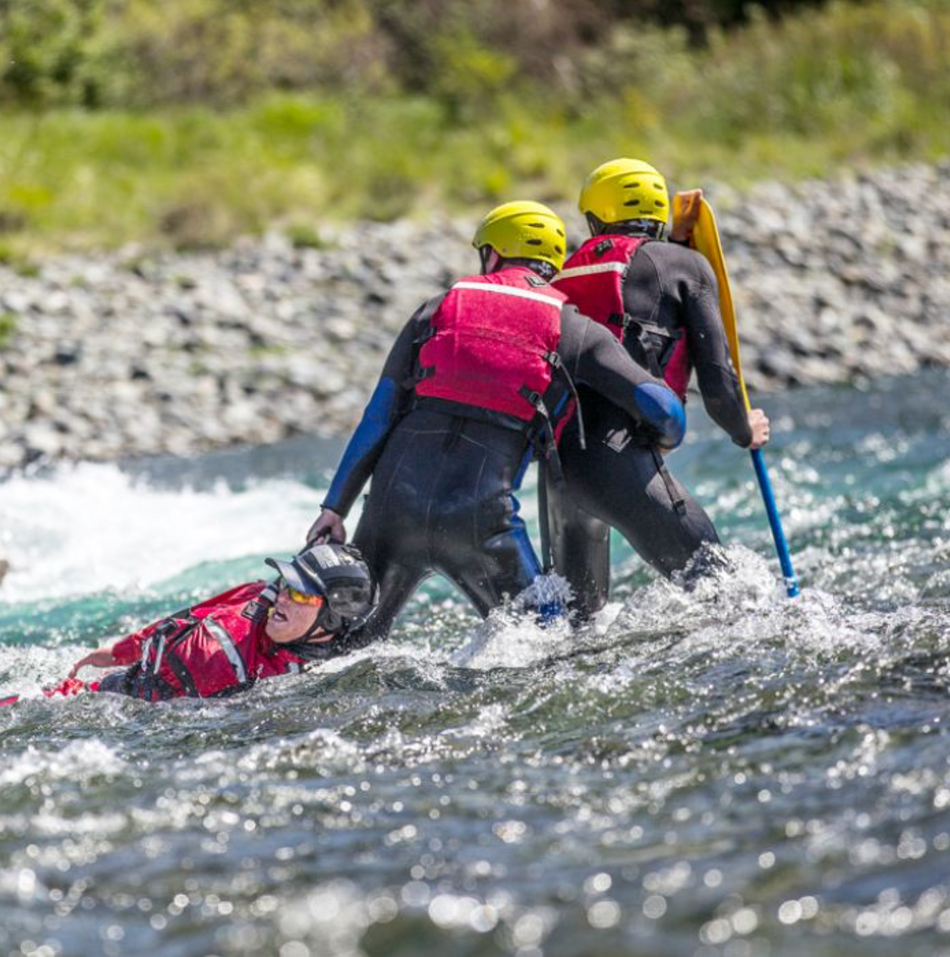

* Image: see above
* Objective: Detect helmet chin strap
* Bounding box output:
[293,603,344,644]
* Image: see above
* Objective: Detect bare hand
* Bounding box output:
[748,408,771,450]
[307,508,347,545]
[671,188,703,243]
[68,647,119,678]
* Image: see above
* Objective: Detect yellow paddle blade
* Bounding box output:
[672,194,751,411]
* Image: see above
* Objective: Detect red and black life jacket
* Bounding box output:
[122,582,304,701]
[553,235,692,400]
[412,266,576,445]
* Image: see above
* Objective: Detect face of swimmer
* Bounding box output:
[265,585,331,644]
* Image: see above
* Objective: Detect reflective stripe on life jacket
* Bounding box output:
[203,616,249,686]
[554,235,691,400]
[413,267,568,427]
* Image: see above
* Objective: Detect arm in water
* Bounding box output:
[67,617,165,679]
[307,298,444,544]
[559,306,686,450]
[68,647,119,677]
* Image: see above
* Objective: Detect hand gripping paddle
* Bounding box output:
[674,194,800,597]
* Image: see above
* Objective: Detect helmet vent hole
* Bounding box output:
[624,199,641,206]
[656,200,666,207]
[624,182,640,188]
[526,238,543,246]
[529,222,545,228]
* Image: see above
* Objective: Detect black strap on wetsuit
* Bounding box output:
[651,447,687,515]
[537,458,555,573]
[611,239,683,380]
[605,426,686,517]
[520,353,590,572]
[623,317,682,380]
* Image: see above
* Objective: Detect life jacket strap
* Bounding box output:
[651,447,687,515]
[166,651,201,697]
[131,615,200,700]
[405,365,436,390]
[413,324,439,345]
[518,385,566,484]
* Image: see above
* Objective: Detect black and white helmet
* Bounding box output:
[265,543,377,637]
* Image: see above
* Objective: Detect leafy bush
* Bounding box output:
[0,0,947,250]
[0,0,866,110]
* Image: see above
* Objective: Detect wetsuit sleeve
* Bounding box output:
[322,296,444,517]
[560,307,686,450]
[682,257,753,447]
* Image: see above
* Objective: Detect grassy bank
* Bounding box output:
[0,0,948,253]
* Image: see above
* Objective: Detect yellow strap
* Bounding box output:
[672,195,751,411]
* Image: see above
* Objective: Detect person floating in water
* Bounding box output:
[0,544,377,707]
[306,200,686,641]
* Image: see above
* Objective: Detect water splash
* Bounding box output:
[0,461,326,601]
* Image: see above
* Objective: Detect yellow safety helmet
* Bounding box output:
[579,158,669,228]
[472,201,567,272]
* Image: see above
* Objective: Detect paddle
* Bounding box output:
[673,194,801,597]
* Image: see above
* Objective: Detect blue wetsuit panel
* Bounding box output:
[634,382,686,449]
[324,377,398,513]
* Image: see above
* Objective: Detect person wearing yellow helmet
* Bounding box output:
[546,158,771,617]
[305,200,687,641]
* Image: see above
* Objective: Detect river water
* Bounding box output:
[1,371,949,957]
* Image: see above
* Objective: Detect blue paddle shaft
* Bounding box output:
[750,448,800,597]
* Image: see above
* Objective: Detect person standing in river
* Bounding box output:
[546,158,771,619]
[306,201,686,641]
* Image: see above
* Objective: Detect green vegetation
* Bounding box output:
[0,0,947,251]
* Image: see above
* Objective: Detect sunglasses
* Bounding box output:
[281,583,325,607]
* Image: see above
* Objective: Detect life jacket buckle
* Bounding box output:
[518,386,544,412]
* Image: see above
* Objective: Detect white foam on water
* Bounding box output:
[607,543,910,674]
[0,461,328,600]
[0,738,126,786]
[450,578,575,670]
[0,644,89,695]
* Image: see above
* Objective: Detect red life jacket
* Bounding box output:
[553,235,692,400]
[112,582,305,701]
[413,267,570,432]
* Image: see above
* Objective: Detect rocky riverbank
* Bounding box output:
[1,161,949,472]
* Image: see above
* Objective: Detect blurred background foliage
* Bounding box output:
[0,0,948,249]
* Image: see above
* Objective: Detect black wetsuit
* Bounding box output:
[547,238,753,618]
[322,267,685,642]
